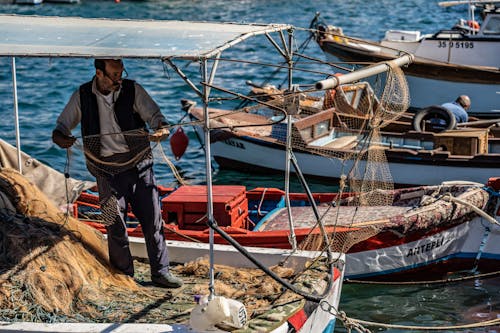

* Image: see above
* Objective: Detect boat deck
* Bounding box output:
[258,205,411,230]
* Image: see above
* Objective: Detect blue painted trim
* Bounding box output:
[322,319,336,333]
[252,197,286,231]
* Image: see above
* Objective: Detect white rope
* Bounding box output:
[443,193,500,226]
[155,143,188,186]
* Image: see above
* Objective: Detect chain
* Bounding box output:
[319,299,500,332]
[320,300,372,333]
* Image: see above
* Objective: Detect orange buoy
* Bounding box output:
[467,20,480,30]
[170,127,189,160]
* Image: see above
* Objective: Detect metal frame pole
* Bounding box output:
[202,59,216,301]
[11,57,22,173]
[284,29,297,250]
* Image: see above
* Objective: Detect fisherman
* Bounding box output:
[52,59,183,288]
[441,95,471,123]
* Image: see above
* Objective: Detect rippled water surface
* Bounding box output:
[0,1,498,332]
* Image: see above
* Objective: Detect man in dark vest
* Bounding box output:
[52,59,182,288]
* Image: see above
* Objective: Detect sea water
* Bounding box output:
[0,1,498,332]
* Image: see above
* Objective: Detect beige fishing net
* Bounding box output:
[0,167,331,324]
[77,128,187,226]
[0,167,138,320]
[188,65,410,254]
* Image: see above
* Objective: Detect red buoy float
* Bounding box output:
[170,127,189,160]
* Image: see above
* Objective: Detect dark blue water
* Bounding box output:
[0,1,498,332]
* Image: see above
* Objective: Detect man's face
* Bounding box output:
[96,60,125,93]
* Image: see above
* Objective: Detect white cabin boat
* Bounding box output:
[313,1,500,117]
[14,0,43,4]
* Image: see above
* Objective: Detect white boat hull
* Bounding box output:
[383,39,500,68]
[207,133,498,186]
[323,52,500,117]
[406,75,500,114]
[346,216,500,279]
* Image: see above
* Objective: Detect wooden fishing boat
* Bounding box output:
[185,90,500,187]
[75,178,500,282]
[312,1,500,118]
[2,137,498,282]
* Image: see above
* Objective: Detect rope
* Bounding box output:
[345,269,500,285]
[164,225,202,243]
[321,299,500,332]
[256,187,268,217]
[443,193,500,226]
[352,317,500,331]
[154,143,188,186]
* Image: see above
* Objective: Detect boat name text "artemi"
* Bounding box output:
[406,237,445,257]
[224,139,245,149]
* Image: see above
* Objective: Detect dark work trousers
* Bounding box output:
[96,166,170,277]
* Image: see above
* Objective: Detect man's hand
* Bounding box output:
[52,129,76,148]
[149,127,170,142]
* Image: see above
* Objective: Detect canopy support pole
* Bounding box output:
[284,29,297,251]
[11,57,22,174]
[201,59,216,301]
[163,58,203,98]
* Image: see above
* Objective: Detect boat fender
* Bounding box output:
[487,177,500,191]
[170,126,189,160]
[412,106,456,132]
[467,20,480,30]
[189,295,247,330]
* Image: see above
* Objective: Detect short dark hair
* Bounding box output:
[94,59,123,71]
[94,59,106,71]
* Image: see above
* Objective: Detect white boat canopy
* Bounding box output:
[0,14,292,59]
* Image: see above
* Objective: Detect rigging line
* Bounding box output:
[83,128,150,139]
[200,82,289,129]
[349,316,500,331]
[321,299,500,332]
[345,269,500,285]
[298,25,414,61]
[182,104,286,131]
[444,193,500,226]
[272,34,313,89]
[235,33,315,109]
[203,56,339,78]
[62,147,74,228]
[164,225,202,243]
[294,52,353,72]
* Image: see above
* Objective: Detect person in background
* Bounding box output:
[52,58,182,288]
[442,95,471,123]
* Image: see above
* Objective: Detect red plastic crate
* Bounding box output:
[161,185,248,230]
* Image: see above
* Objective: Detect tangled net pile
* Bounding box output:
[0,167,139,321]
[0,167,327,325]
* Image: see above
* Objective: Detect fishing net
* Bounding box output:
[187,64,410,253]
[0,167,331,325]
[75,128,186,226]
[0,167,138,320]
[176,257,329,322]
